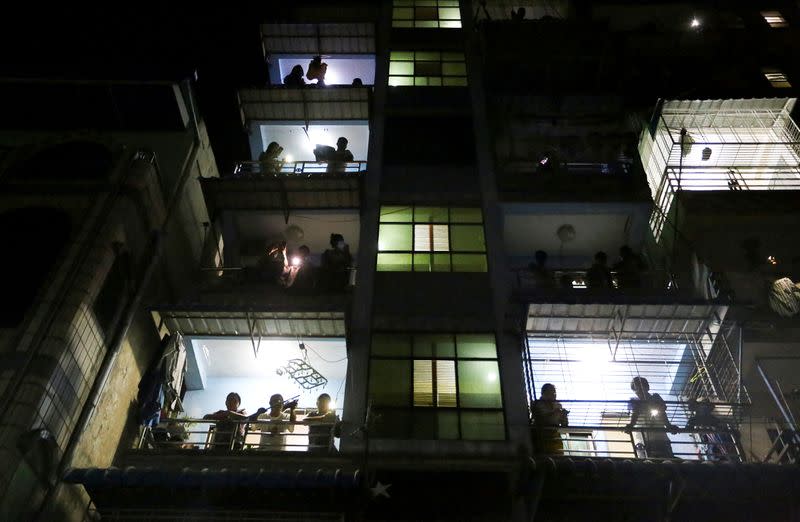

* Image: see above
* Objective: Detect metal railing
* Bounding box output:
[231,160,367,177]
[136,415,339,453]
[531,399,745,461]
[512,267,673,293]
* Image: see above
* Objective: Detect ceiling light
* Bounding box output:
[690,18,701,28]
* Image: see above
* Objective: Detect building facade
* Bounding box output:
[2,1,800,520]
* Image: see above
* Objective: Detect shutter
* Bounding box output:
[413,360,434,406]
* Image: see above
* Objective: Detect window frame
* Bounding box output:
[377,205,487,272]
[392,0,463,29]
[389,51,468,87]
[368,333,506,441]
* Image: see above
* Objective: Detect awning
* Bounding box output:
[261,23,375,54]
[238,86,369,122]
[526,303,726,341]
[152,309,346,338]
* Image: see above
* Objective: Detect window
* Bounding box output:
[377,206,487,272]
[393,0,462,29]
[761,11,788,28]
[389,51,467,86]
[369,333,505,440]
[763,68,792,88]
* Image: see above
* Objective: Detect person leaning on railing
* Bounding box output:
[530,383,569,455]
[625,377,679,459]
[304,393,340,452]
[203,392,266,450]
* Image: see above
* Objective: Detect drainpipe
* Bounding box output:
[36,109,203,520]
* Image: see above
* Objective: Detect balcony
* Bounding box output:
[201,160,366,216]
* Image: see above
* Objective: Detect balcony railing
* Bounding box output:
[232,160,367,177]
[531,399,744,461]
[136,415,339,454]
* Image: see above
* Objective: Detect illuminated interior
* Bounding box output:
[638,98,800,240]
[274,55,376,86]
[256,121,369,163]
[182,337,347,451]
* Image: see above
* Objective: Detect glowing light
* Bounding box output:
[291,257,303,266]
[329,401,337,410]
[487,372,497,382]
[650,409,660,417]
[767,255,778,265]
[284,154,293,163]
[690,18,701,28]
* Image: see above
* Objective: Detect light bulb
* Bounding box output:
[690,18,701,28]
[650,409,660,417]
[292,256,303,266]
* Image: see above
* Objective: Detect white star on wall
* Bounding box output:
[370,481,392,499]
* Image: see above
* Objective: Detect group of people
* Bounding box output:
[283,59,364,87]
[253,233,353,293]
[530,377,733,460]
[202,392,339,452]
[256,136,355,175]
[527,245,647,290]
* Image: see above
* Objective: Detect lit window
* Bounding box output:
[763,68,792,88]
[369,333,504,440]
[389,51,467,87]
[377,205,486,272]
[761,11,788,28]
[393,0,462,29]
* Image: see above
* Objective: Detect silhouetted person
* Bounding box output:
[325,137,354,174]
[305,393,339,452]
[586,251,614,290]
[511,7,526,21]
[258,141,283,174]
[321,233,352,291]
[352,78,364,86]
[203,392,263,450]
[285,245,315,291]
[528,250,554,289]
[307,56,327,85]
[686,399,734,461]
[256,241,288,284]
[613,245,646,289]
[530,383,568,455]
[283,65,306,87]
[625,377,678,458]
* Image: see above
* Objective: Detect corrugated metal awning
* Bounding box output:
[239,86,369,123]
[152,309,346,338]
[526,302,726,340]
[261,23,375,54]
[200,176,361,215]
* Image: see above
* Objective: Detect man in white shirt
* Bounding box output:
[258,394,296,450]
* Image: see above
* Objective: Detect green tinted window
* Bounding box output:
[372,334,412,356]
[460,411,505,440]
[370,360,411,406]
[380,206,413,223]
[456,334,497,358]
[377,253,412,271]
[414,334,456,358]
[450,225,485,251]
[378,224,412,251]
[451,254,487,272]
[414,206,448,223]
[457,360,502,408]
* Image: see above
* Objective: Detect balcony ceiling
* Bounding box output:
[152,309,346,338]
[239,87,370,122]
[261,23,375,54]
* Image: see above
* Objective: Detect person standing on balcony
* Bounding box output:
[325,137,354,174]
[614,245,646,289]
[305,393,340,452]
[686,398,735,461]
[528,250,555,289]
[586,251,614,290]
[258,141,284,175]
[321,233,352,292]
[283,65,306,87]
[625,377,679,459]
[203,392,260,450]
[530,383,569,455]
[258,394,297,451]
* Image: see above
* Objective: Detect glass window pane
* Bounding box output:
[390,51,414,61]
[413,206,448,223]
[427,77,442,86]
[393,7,413,19]
[415,51,441,61]
[394,0,413,6]
[450,207,482,223]
[460,411,505,440]
[439,0,460,7]
[440,20,462,28]
[379,224,412,251]
[450,225,485,251]
[437,410,460,439]
[457,360,502,408]
[377,253,412,271]
[413,253,432,272]
[389,76,414,86]
[443,77,468,86]
[451,254,487,272]
[414,224,449,252]
[433,253,451,272]
[411,409,436,439]
[442,52,465,61]
[393,21,414,28]
[373,407,412,439]
[414,334,455,358]
[372,334,411,356]
[380,205,413,222]
[417,0,436,6]
[439,7,461,20]
[414,76,429,86]
[442,62,467,77]
[415,6,438,20]
[413,360,434,406]
[436,360,457,407]
[389,61,414,76]
[415,61,443,76]
[370,360,410,406]
[456,334,497,358]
